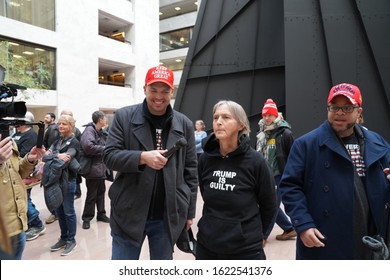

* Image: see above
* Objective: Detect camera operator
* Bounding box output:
[0,135,45,259]
[12,112,37,157]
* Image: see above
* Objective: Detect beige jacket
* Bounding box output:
[0,141,36,238]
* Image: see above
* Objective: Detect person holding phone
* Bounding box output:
[0,135,45,259]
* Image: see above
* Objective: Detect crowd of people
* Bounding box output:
[1,65,389,261]
[0,108,111,259]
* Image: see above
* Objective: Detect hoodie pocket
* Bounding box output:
[198,214,246,254]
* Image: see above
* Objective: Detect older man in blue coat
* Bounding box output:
[280,83,390,259]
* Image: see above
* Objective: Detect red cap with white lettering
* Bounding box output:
[327,83,362,106]
[145,65,174,89]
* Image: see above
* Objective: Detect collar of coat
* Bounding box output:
[318,121,388,168]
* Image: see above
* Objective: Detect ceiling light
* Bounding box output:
[9,2,21,7]
[35,48,45,52]
[159,12,163,15]
[174,7,181,11]
[13,55,22,58]
[9,42,19,46]
[194,2,198,5]
[176,59,182,62]
[23,51,34,55]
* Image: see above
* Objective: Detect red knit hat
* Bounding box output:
[327,83,362,106]
[262,99,279,117]
[145,65,174,89]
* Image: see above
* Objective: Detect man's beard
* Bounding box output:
[330,120,355,136]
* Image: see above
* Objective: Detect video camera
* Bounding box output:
[0,64,27,118]
[0,65,44,147]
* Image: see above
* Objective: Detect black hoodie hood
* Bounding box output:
[202,133,251,158]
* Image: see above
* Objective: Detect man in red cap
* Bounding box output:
[256,99,296,245]
[103,65,198,260]
[279,82,390,259]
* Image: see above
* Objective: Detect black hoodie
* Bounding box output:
[197,133,276,255]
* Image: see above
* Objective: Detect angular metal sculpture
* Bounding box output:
[174,0,390,142]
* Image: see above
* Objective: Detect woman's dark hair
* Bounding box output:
[92,111,105,124]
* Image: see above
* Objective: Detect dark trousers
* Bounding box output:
[27,189,43,228]
[263,175,294,239]
[82,178,106,222]
[75,174,82,197]
[195,242,266,260]
[56,179,77,242]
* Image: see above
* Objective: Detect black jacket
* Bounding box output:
[80,123,107,179]
[45,136,81,180]
[274,127,294,174]
[103,102,198,247]
[42,141,80,212]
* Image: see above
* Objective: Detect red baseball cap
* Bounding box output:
[145,65,174,89]
[327,83,362,106]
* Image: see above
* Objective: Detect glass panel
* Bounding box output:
[98,10,133,45]
[159,2,198,20]
[99,72,126,87]
[0,0,55,31]
[162,60,185,72]
[160,27,192,52]
[0,37,56,90]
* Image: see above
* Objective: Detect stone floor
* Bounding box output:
[23,180,296,260]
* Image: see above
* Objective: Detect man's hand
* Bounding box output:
[384,168,390,181]
[186,219,193,230]
[300,228,326,248]
[140,150,168,170]
[0,136,13,164]
[27,146,46,163]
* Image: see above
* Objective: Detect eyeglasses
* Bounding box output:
[327,105,359,113]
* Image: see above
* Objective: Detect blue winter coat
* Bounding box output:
[280,121,390,259]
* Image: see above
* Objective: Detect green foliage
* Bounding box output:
[0,41,53,89]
